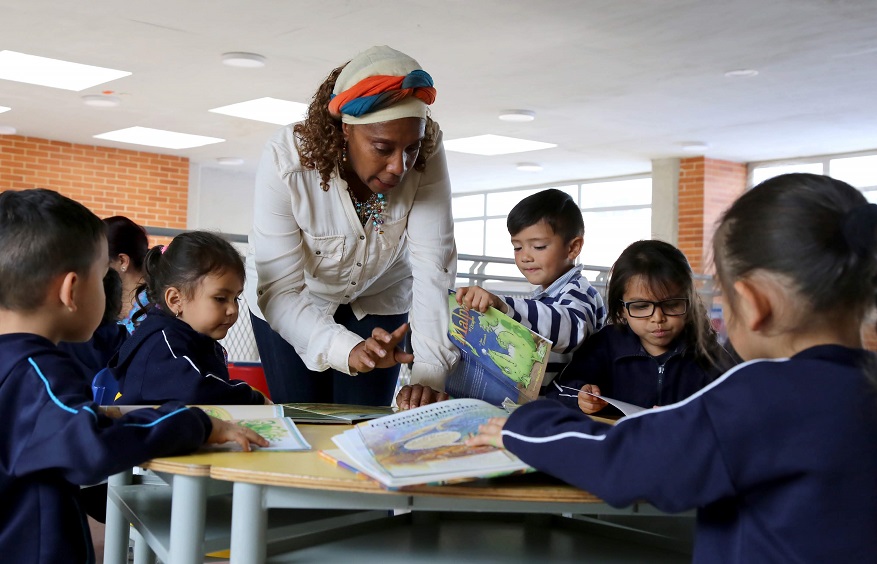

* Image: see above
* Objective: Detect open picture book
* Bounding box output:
[109,404,311,451]
[280,403,395,424]
[445,291,552,406]
[328,398,532,489]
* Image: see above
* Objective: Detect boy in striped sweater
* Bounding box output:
[455,189,606,388]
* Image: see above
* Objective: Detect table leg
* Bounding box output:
[229,482,267,564]
[167,474,208,564]
[131,528,157,564]
[104,470,132,564]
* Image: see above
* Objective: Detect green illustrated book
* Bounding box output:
[330,398,532,489]
[445,291,552,406]
[280,403,395,424]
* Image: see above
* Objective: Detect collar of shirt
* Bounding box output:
[530,264,583,299]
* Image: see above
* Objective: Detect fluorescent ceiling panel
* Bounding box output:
[209,97,308,125]
[0,106,10,113]
[94,127,224,150]
[444,134,557,156]
[0,50,131,91]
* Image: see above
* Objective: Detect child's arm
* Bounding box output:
[502,276,606,353]
[455,286,509,314]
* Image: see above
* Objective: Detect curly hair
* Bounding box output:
[293,63,439,191]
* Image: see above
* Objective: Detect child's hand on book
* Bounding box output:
[455,286,509,314]
[206,417,270,452]
[577,385,608,414]
[466,416,509,449]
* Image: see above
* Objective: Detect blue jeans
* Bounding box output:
[250,304,407,405]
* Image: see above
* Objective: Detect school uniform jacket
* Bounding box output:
[110,310,265,405]
[57,319,129,384]
[501,265,606,385]
[0,333,212,564]
[502,345,877,563]
[551,324,733,409]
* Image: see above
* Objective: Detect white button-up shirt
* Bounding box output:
[244,124,459,389]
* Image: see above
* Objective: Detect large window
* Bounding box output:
[453,175,652,291]
[750,151,877,203]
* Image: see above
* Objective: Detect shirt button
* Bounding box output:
[356,262,362,267]
[344,295,350,298]
[359,235,365,240]
[315,250,321,255]
[443,268,448,273]
[351,281,357,285]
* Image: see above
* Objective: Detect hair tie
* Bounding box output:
[841,202,877,257]
[160,244,168,254]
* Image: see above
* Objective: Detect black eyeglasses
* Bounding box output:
[620,298,689,318]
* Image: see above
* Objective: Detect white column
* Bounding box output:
[650,158,679,245]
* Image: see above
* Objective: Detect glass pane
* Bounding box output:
[829,155,877,189]
[484,218,513,257]
[581,209,651,268]
[486,188,542,216]
[453,220,483,256]
[751,163,823,186]
[451,193,485,219]
[580,178,651,208]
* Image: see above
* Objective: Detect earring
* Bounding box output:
[175,309,182,318]
[342,140,348,163]
[121,267,126,272]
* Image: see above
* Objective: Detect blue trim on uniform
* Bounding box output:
[28,357,78,414]
[123,407,191,428]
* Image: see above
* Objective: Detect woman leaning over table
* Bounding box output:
[244,45,458,410]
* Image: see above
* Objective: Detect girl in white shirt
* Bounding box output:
[245,45,458,409]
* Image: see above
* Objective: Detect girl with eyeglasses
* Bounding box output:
[549,239,737,414]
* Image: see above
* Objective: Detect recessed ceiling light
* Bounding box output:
[209,97,308,125]
[444,134,556,156]
[216,157,244,166]
[724,69,758,78]
[0,125,17,135]
[0,50,131,91]
[0,106,10,114]
[516,163,543,172]
[94,127,224,150]
[221,52,267,68]
[82,94,121,107]
[499,110,536,122]
[681,142,710,152]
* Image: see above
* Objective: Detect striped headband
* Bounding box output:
[328,69,436,120]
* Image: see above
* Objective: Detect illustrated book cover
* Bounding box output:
[281,403,395,424]
[330,398,532,489]
[445,291,552,406]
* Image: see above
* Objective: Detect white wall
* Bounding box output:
[187,164,256,236]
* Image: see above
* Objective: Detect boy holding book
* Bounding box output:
[0,188,267,563]
[455,189,606,387]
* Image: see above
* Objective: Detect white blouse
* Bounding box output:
[244,124,459,389]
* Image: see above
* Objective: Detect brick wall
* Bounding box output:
[678,156,747,273]
[0,135,187,235]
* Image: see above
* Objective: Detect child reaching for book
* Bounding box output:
[0,189,268,563]
[469,173,877,561]
[455,189,606,387]
[110,231,270,405]
[550,239,736,413]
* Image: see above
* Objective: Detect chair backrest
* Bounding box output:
[91,367,118,405]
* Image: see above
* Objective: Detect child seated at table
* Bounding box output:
[469,173,877,562]
[0,188,267,564]
[110,231,270,405]
[455,189,606,388]
[550,239,736,413]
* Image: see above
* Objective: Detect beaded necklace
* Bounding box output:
[347,187,386,234]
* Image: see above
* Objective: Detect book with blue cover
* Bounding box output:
[445,291,552,406]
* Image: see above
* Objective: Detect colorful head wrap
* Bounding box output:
[329,45,436,125]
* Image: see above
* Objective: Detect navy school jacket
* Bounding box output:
[502,345,877,563]
[110,310,265,405]
[0,333,212,564]
[57,319,129,385]
[550,324,736,410]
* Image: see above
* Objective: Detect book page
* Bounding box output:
[281,403,395,423]
[354,398,527,479]
[201,417,311,451]
[582,391,647,417]
[446,291,552,405]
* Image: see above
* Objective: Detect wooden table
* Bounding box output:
[105,423,673,564]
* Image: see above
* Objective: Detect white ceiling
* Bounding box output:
[2,0,877,193]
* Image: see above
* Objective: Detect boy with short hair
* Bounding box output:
[456,188,606,387]
[0,188,266,563]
